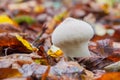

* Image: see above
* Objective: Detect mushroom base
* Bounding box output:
[61,42,91,57]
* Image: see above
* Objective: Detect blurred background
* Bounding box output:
[0,0,120,42]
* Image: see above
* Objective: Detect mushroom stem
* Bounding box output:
[62,42,91,57]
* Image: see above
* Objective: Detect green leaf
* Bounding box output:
[13,15,35,25]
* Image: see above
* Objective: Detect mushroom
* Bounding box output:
[52,17,94,58]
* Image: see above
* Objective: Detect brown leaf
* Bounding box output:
[36,46,57,65]
[74,57,113,70]
[0,33,20,47]
[0,24,21,33]
[0,33,33,55]
[107,54,120,62]
[96,39,113,57]
[89,41,120,62]
[0,68,22,79]
[112,25,120,42]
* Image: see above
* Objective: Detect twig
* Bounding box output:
[32,23,47,47]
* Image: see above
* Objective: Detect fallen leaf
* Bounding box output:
[96,39,113,57]
[75,57,113,70]
[13,15,35,25]
[16,34,33,51]
[0,15,18,26]
[47,45,63,58]
[3,77,28,80]
[33,58,48,65]
[8,0,37,12]
[0,68,22,79]
[34,5,45,13]
[0,24,21,33]
[41,65,51,80]
[100,4,109,13]
[107,54,120,62]
[81,69,94,80]
[96,72,120,80]
[0,33,33,55]
[53,11,68,23]
[0,59,13,68]
[104,61,120,72]
[20,60,84,79]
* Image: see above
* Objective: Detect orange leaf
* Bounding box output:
[0,68,22,79]
[0,33,33,54]
[96,72,120,80]
[107,55,120,62]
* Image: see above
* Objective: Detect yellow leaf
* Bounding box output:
[16,34,33,51]
[47,45,63,58]
[34,58,48,65]
[97,0,115,7]
[34,5,45,13]
[101,4,109,13]
[54,11,68,23]
[0,15,18,26]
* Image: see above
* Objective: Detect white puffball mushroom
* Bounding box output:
[52,17,94,57]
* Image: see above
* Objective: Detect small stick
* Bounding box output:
[32,23,47,47]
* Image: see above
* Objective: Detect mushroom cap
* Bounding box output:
[52,17,94,47]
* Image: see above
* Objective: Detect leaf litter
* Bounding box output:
[0,0,120,80]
